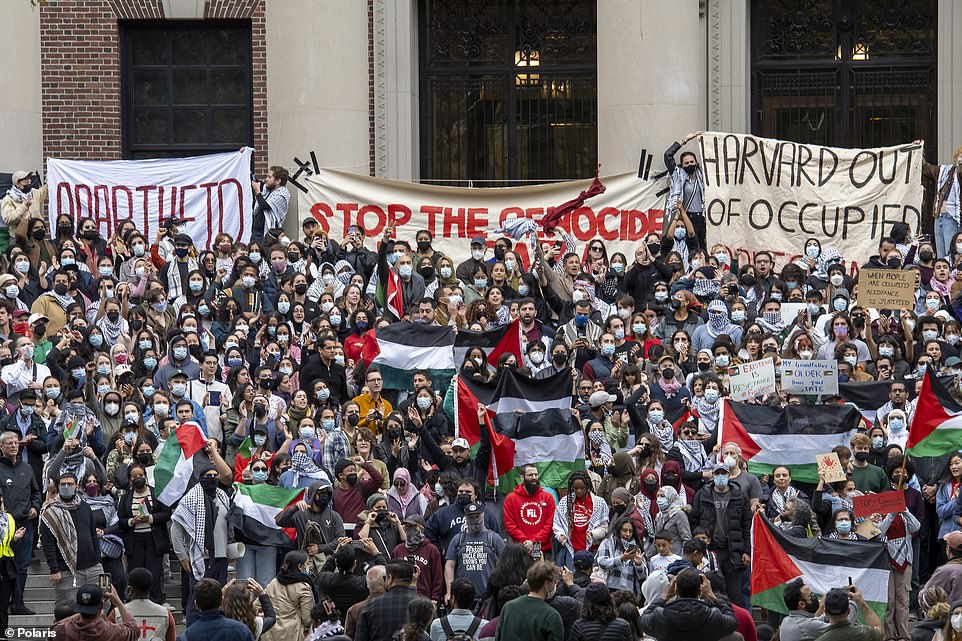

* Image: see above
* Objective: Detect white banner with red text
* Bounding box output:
[47,148,254,249]
[697,132,924,265]
[300,170,665,267]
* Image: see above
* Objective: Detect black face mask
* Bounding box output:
[661,367,675,380]
[83,230,98,241]
[419,266,435,280]
[611,503,626,515]
[805,595,819,614]
[376,508,389,522]
[294,283,308,295]
[920,250,934,262]
[347,413,360,427]
[132,477,147,490]
[54,283,69,296]
[32,229,45,241]
[57,224,73,237]
[647,243,661,256]
[639,444,652,457]
[740,274,756,287]
[129,319,144,332]
[137,453,153,465]
[417,241,431,253]
[854,451,869,463]
[662,474,678,487]
[643,479,658,492]
[669,299,682,311]
[33,323,46,338]
[345,473,359,486]
[553,353,567,366]
[200,477,219,495]
[494,248,506,261]
[313,494,331,511]
[456,493,472,506]
[107,311,120,323]
[697,362,710,372]
[683,164,698,175]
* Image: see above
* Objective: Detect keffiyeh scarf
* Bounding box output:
[649,419,675,451]
[693,279,720,299]
[290,451,329,487]
[42,290,76,311]
[82,493,119,528]
[690,396,719,433]
[706,311,736,339]
[814,247,843,280]
[41,495,81,575]
[677,438,709,474]
[587,429,612,467]
[768,485,799,516]
[172,485,230,580]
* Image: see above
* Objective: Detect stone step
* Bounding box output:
[23,584,185,601]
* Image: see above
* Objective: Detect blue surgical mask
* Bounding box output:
[316,388,330,401]
[242,276,256,288]
[601,344,616,356]
[648,410,664,423]
[632,323,646,335]
[713,475,729,489]
[398,264,413,278]
[299,427,316,440]
[97,364,111,376]
[321,419,335,430]
[574,314,589,327]
[329,315,342,326]
[613,328,625,340]
[198,304,210,316]
[172,383,187,397]
[518,284,529,296]
[72,368,85,380]
[806,245,819,259]
[227,357,243,368]
[656,497,669,510]
[388,251,401,265]
[89,334,103,347]
[46,387,61,400]
[704,389,719,403]
[173,346,188,360]
[833,298,848,312]
[99,266,113,278]
[673,227,686,240]
[871,436,884,449]
[142,385,155,397]
[835,520,852,534]
[807,303,821,316]
[249,251,261,264]
[611,263,624,274]
[189,281,203,293]
[139,340,152,351]
[252,470,268,482]
[253,434,267,447]
[143,357,157,370]
[731,310,745,322]
[97,384,111,395]
[417,396,432,410]
[474,278,487,289]
[123,432,136,445]
[278,301,291,314]
[715,354,730,367]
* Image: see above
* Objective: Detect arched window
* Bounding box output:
[419,0,597,186]
[752,0,937,159]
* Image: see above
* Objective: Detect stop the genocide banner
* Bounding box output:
[697,132,924,265]
[301,170,665,266]
[47,148,254,249]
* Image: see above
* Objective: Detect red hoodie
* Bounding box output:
[503,483,556,550]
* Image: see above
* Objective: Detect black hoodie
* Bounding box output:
[640,597,738,641]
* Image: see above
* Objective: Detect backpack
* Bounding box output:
[439,615,482,641]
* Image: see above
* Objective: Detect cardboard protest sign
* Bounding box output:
[857,269,916,310]
[299,170,665,267]
[728,358,776,401]
[48,148,254,249]
[853,491,907,518]
[816,452,848,483]
[698,132,924,265]
[781,359,839,395]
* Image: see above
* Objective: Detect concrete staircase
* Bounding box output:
[10,551,188,630]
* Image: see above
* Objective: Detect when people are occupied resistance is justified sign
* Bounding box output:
[697,132,924,265]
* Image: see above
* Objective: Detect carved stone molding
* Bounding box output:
[373,0,388,176]
[708,0,721,129]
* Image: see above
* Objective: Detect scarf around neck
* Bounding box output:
[769,485,799,516]
[658,377,681,398]
[6,186,29,203]
[41,495,81,573]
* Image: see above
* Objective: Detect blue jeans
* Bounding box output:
[234,544,277,589]
[935,214,960,259]
[12,522,33,607]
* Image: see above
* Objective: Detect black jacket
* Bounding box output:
[0,455,41,523]
[316,551,387,619]
[690,484,752,564]
[299,356,349,405]
[639,597,738,641]
[418,422,491,496]
[116,486,172,555]
[569,618,634,641]
[0,410,48,484]
[40,499,102,573]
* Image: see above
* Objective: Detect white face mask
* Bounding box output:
[953,613,962,632]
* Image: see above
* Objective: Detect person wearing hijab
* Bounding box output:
[649,486,691,557]
[386,468,427,521]
[600,452,641,503]
[660,460,693,505]
[634,468,660,543]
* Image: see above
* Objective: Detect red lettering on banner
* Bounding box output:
[442,207,465,237]
[388,204,412,227]
[358,205,386,235]
[597,207,619,241]
[179,185,197,221]
[466,208,488,237]
[111,186,133,223]
[498,207,525,226]
[525,207,545,222]
[74,185,92,218]
[92,185,112,231]
[570,207,596,241]
[422,205,443,232]
[157,186,165,220]
[56,183,74,220]
[220,178,242,240]
[336,203,359,232]
[309,204,333,234]
[197,183,218,231]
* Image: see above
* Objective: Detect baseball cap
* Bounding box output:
[712,462,730,475]
[470,236,486,246]
[173,233,193,246]
[74,584,104,615]
[114,364,133,378]
[28,313,49,325]
[451,438,470,450]
[402,514,426,528]
[946,356,962,368]
[464,502,482,516]
[163,217,185,229]
[12,170,29,184]
[573,550,594,570]
[823,588,850,616]
[589,390,616,408]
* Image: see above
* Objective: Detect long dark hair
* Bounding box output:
[400,597,435,641]
[486,543,533,616]
[580,599,616,624]
[566,470,593,536]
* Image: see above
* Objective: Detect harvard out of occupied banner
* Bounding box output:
[697,132,924,264]
[47,148,254,248]
[300,170,665,266]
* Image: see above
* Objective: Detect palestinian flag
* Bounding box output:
[457,369,584,492]
[360,323,456,391]
[228,483,305,547]
[751,513,889,620]
[453,319,524,370]
[719,400,861,483]
[837,380,894,427]
[907,370,962,457]
[155,421,208,506]
[64,415,81,440]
